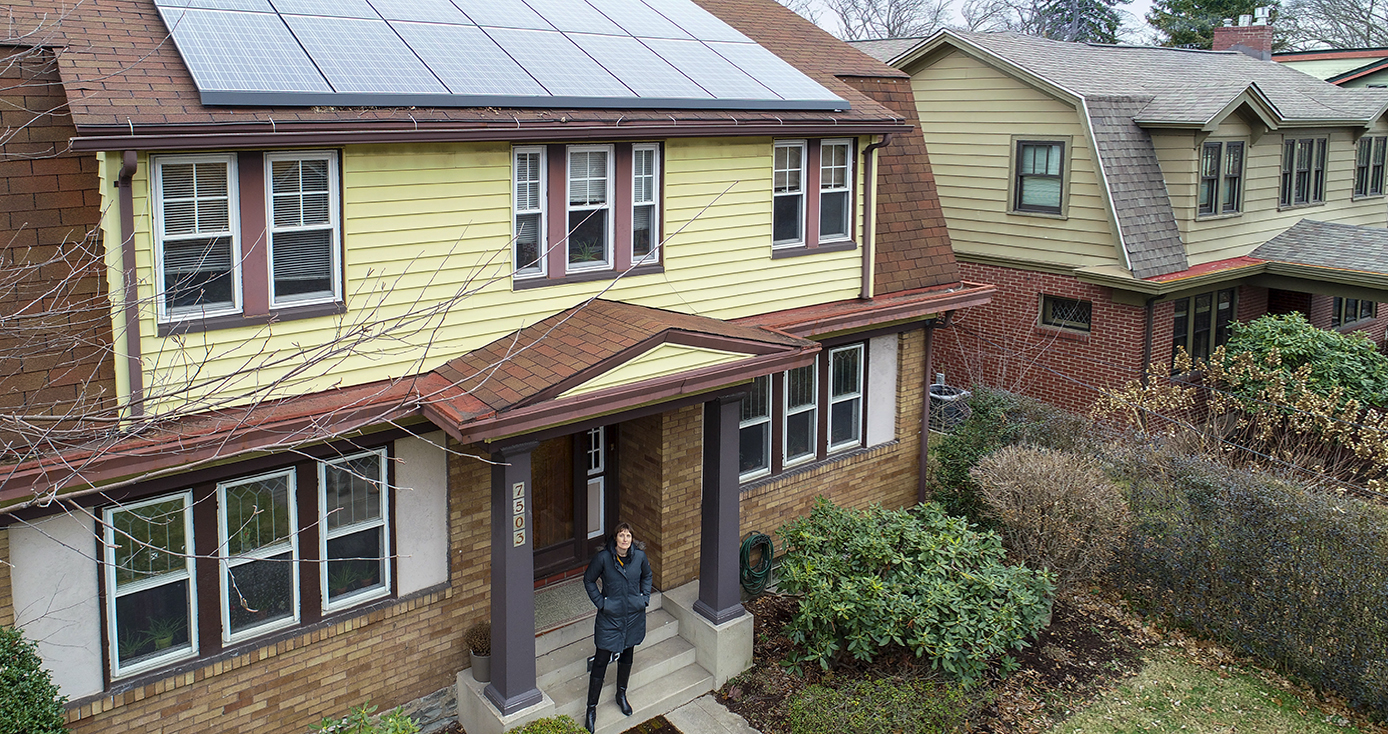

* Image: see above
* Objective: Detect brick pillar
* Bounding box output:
[484,441,543,716]
[694,396,745,624]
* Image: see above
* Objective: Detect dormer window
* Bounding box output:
[1199,141,1244,216]
[1013,140,1064,215]
[1280,137,1326,207]
[1354,136,1386,198]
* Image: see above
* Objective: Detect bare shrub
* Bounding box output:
[970,445,1129,592]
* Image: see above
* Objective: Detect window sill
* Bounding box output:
[1335,318,1378,332]
[1009,209,1067,220]
[1276,201,1326,212]
[512,263,663,290]
[1195,211,1242,221]
[1035,324,1090,341]
[157,301,347,338]
[1352,193,1385,201]
[739,440,887,494]
[770,240,858,259]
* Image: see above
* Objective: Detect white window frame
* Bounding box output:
[827,344,864,453]
[318,448,392,613]
[514,146,547,279]
[739,375,772,482]
[152,153,242,322]
[103,491,199,679]
[631,143,661,264]
[217,469,301,644]
[783,362,818,467]
[773,140,807,248]
[565,144,615,273]
[819,139,853,243]
[265,151,341,308]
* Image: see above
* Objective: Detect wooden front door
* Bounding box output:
[532,425,618,578]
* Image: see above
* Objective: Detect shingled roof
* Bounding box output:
[6,0,911,141]
[1253,219,1388,277]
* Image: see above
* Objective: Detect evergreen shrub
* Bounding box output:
[1112,444,1388,717]
[777,499,1054,685]
[507,715,586,734]
[0,626,67,734]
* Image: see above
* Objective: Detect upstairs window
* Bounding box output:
[1332,297,1377,327]
[819,140,852,242]
[514,147,546,276]
[1199,141,1244,216]
[567,146,613,270]
[1355,136,1386,197]
[1280,137,1326,207]
[1014,141,1064,214]
[773,140,806,246]
[632,144,660,263]
[267,152,339,306]
[154,155,239,320]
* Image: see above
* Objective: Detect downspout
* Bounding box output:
[860,134,892,300]
[1141,294,1160,388]
[918,310,954,505]
[117,151,145,419]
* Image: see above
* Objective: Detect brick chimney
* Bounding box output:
[1212,9,1273,60]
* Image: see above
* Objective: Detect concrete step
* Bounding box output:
[547,633,697,716]
[535,590,663,658]
[537,608,679,690]
[562,662,715,734]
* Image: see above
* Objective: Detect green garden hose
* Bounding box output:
[739,531,774,596]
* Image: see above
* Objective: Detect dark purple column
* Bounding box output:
[695,395,746,624]
[484,440,543,716]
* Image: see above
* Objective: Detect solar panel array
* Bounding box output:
[153,0,849,110]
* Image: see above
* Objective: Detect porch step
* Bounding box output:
[537,608,680,690]
[535,590,664,658]
[557,661,714,734]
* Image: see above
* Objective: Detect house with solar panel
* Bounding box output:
[853,30,1388,414]
[0,1,989,733]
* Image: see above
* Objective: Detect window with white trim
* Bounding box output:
[514,146,546,277]
[104,493,198,678]
[783,363,818,466]
[738,375,772,482]
[773,140,806,247]
[154,154,240,320]
[267,152,340,306]
[218,470,298,643]
[567,145,613,270]
[632,144,660,263]
[819,140,852,241]
[827,344,863,451]
[320,450,391,611]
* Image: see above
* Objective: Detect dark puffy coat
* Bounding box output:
[583,538,653,652]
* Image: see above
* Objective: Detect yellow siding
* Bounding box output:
[909,48,1122,269]
[118,137,866,412]
[1164,118,1388,266]
[559,343,747,398]
[1277,58,1369,80]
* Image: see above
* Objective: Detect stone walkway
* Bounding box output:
[663,695,759,734]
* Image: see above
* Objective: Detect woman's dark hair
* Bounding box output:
[612,522,634,541]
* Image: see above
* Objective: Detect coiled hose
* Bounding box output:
[739,531,774,596]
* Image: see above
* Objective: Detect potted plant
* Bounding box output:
[144,616,185,651]
[465,621,491,683]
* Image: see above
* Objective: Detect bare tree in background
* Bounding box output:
[1281,0,1388,48]
[775,0,824,25]
[826,0,954,39]
[963,0,1129,41]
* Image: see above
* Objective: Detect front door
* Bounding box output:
[533,425,618,578]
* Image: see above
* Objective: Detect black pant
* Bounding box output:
[590,645,634,680]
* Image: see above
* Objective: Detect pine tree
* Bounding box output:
[1147,0,1278,48]
[1039,0,1128,42]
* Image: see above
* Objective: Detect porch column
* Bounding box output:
[695,395,746,624]
[484,440,543,716]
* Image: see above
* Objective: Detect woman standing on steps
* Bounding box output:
[582,522,653,733]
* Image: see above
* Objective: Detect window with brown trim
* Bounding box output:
[1014,140,1064,214]
[1171,288,1235,364]
[1355,136,1386,198]
[1040,295,1092,332]
[1280,137,1326,207]
[1332,297,1377,327]
[1199,141,1244,216]
[772,138,858,252]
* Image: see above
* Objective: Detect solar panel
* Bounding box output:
[519,0,623,34]
[282,15,448,93]
[159,0,275,12]
[643,38,771,99]
[158,7,331,93]
[448,0,553,30]
[392,22,548,96]
[367,0,471,23]
[710,42,845,102]
[486,27,632,98]
[153,0,849,110]
[271,0,378,18]
[569,33,708,99]
[642,0,750,43]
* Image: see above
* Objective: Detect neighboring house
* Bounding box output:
[0,1,987,734]
[1276,48,1388,87]
[855,30,1388,413]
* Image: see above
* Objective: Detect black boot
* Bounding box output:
[585,672,603,733]
[615,660,633,716]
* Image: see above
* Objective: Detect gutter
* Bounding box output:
[860,134,893,300]
[116,151,145,419]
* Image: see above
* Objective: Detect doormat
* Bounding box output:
[621,715,679,734]
[534,578,594,633]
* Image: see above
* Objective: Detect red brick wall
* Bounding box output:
[933,262,1150,414]
[0,45,114,454]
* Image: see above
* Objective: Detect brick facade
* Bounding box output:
[0,45,115,453]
